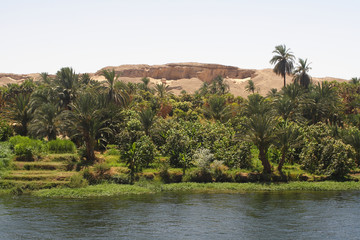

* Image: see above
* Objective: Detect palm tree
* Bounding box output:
[140,77,151,92]
[198,82,209,96]
[274,121,302,172]
[54,67,79,110]
[243,113,277,174]
[273,95,297,121]
[302,82,340,124]
[245,80,256,94]
[29,103,60,140]
[244,94,271,116]
[154,83,169,98]
[204,95,231,122]
[101,69,118,102]
[138,107,157,136]
[293,58,312,89]
[39,72,52,85]
[210,76,229,95]
[270,44,295,87]
[350,77,360,85]
[63,92,111,163]
[267,88,279,98]
[8,93,33,136]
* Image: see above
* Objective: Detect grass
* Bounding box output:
[32,181,360,198]
[33,183,151,198]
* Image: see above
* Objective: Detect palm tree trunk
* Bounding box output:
[283,75,286,87]
[259,147,272,174]
[84,134,96,164]
[278,147,286,172]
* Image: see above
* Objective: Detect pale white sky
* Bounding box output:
[1,0,359,79]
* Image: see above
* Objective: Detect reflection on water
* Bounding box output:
[0,191,359,239]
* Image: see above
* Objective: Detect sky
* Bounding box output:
[1,0,359,79]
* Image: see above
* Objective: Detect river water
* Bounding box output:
[0,191,359,239]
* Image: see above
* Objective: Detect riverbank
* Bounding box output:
[32,181,360,198]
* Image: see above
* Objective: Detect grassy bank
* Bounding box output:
[32,181,360,198]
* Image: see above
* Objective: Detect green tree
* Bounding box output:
[63,92,111,164]
[204,95,231,122]
[350,77,360,85]
[29,103,60,140]
[274,120,302,172]
[54,67,79,110]
[243,95,276,174]
[154,83,169,98]
[138,107,157,136]
[243,113,277,174]
[210,76,229,95]
[8,93,33,136]
[101,69,119,103]
[270,44,295,87]
[293,58,312,89]
[245,79,256,94]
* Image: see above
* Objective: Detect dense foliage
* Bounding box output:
[1,48,360,183]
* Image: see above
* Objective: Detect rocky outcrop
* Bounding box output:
[96,63,256,83]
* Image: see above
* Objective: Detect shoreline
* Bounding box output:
[29,181,360,198]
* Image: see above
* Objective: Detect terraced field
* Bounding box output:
[0,155,77,190]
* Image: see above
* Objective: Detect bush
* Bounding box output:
[183,169,213,183]
[47,139,76,153]
[300,137,356,179]
[67,174,89,188]
[110,173,130,184]
[10,136,46,161]
[0,120,13,141]
[0,142,13,174]
[193,148,214,171]
[210,160,232,182]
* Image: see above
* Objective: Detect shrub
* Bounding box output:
[0,120,13,141]
[183,169,213,183]
[47,139,76,153]
[110,173,130,184]
[213,140,253,169]
[10,136,46,161]
[210,160,232,182]
[300,137,356,179]
[68,174,89,188]
[193,148,214,171]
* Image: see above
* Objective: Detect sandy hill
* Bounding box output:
[0,63,346,97]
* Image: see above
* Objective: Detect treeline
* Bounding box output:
[1,52,360,181]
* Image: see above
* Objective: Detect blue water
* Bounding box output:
[0,191,359,239]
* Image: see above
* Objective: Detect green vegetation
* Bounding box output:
[1,45,360,197]
[33,181,360,198]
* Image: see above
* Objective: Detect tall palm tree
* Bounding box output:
[101,69,118,102]
[270,45,295,87]
[54,67,79,110]
[293,58,312,89]
[243,113,277,174]
[63,92,111,163]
